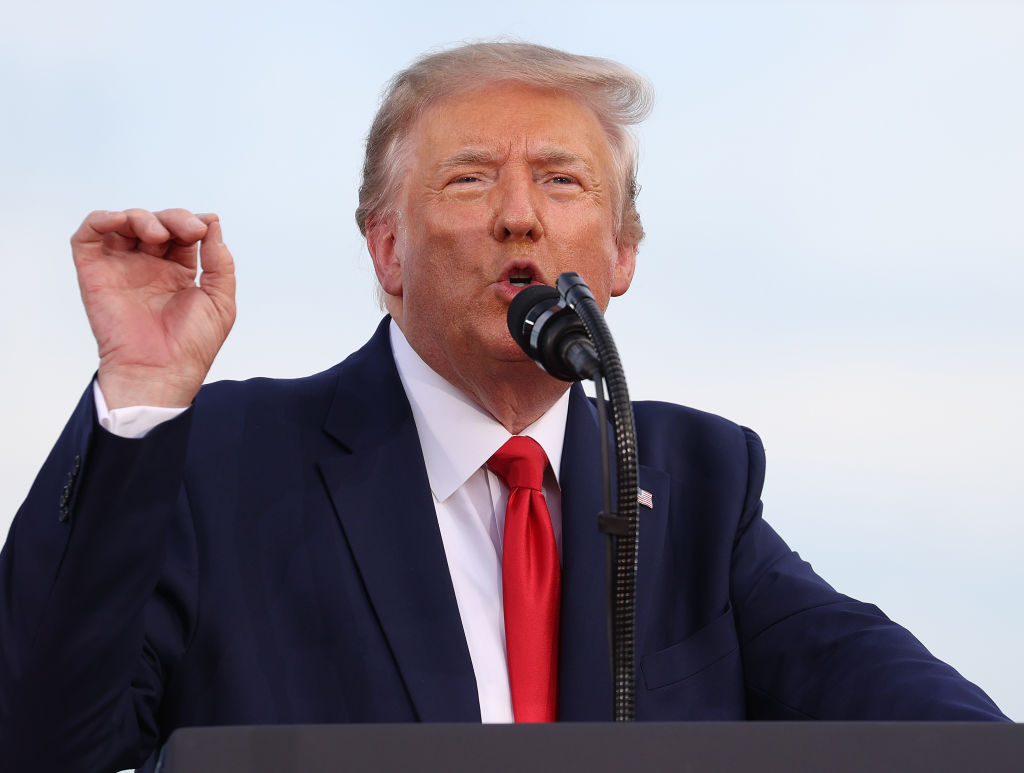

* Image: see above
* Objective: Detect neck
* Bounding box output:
[443,360,570,435]
[391,316,570,434]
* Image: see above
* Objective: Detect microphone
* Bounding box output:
[507,285,602,381]
[512,274,640,721]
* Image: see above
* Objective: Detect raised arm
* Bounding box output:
[0,210,237,771]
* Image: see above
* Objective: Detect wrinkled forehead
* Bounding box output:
[403,81,616,172]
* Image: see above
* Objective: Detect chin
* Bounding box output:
[486,331,531,362]
[494,347,564,386]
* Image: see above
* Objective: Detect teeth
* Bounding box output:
[510,275,531,286]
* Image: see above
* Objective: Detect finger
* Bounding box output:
[70,210,129,248]
[198,219,237,315]
[154,208,209,245]
[112,209,174,258]
[122,208,172,245]
[159,210,213,270]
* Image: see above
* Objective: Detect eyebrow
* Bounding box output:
[532,146,597,177]
[438,144,598,177]
[438,148,501,170]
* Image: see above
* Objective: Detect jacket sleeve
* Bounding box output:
[729,427,1008,721]
[0,384,198,772]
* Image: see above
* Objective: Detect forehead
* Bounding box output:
[406,82,614,170]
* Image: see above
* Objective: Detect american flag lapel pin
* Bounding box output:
[637,487,654,509]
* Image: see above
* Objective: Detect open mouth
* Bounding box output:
[508,272,533,287]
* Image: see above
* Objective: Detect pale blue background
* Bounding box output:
[2,0,1021,723]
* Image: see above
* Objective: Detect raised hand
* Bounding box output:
[71,208,237,409]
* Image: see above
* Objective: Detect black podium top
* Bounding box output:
[160,722,1023,773]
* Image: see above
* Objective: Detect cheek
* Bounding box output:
[419,218,492,275]
[437,207,492,248]
[576,217,622,281]
[410,209,482,255]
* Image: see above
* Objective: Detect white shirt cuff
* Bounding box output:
[93,380,189,439]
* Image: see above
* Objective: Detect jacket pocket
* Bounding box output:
[640,603,738,690]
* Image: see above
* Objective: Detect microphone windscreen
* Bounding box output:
[507,284,560,353]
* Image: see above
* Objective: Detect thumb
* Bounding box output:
[198,220,237,317]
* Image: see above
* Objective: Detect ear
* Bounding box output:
[366,214,403,296]
[610,241,637,297]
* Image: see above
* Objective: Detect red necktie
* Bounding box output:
[487,436,560,723]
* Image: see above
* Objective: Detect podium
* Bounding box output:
[160,722,1023,773]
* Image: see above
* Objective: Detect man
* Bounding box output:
[0,41,1006,773]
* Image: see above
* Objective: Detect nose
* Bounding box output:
[492,172,544,242]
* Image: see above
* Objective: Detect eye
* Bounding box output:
[550,175,576,185]
[451,175,480,184]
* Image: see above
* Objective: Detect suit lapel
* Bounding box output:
[558,386,613,719]
[317,321,480,722]
[558,386,671,720]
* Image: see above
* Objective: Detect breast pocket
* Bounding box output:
[640,603,739,690]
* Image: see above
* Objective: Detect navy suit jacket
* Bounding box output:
[0,318,1006,772]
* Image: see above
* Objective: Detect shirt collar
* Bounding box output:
[389,320,570,502]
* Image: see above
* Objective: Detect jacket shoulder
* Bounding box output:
[632,400,762,463]
[194,362,345,417]
[192,317,394,425]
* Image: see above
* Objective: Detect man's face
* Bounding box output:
[368,81,636,390]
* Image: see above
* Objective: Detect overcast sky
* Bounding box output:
[2,0,1021,720]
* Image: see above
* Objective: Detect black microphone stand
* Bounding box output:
[556,272,639,723]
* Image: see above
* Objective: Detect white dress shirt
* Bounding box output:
[389,321,569,722]
[94,321,571,722]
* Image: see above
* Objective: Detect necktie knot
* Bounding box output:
[487,435,548,491]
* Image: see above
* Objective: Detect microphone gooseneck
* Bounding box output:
[555,272,638,723]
